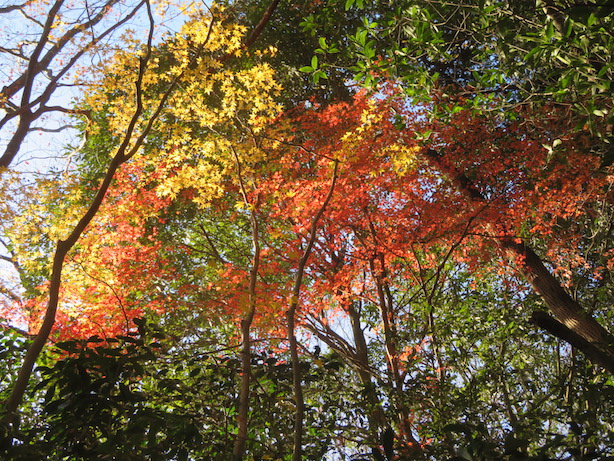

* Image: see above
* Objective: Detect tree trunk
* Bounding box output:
[286,159,338,460]
[231,152,260,461]
[423,148,614,373]
[347,301,388,428]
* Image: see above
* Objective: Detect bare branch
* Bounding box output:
[28,125,77,133]
[0,0,144,168]
[0,323,33,339]
[0,283,22,303]
[0,2,28,14]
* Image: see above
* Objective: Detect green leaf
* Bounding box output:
[545,21,555,39]
[344,0,354,10]
[55,341,80,353]
[444,423,473,434]
[299,66,313,73]
[311,55,318,70]
[416,129,433,140]
[587,12,598,25]
[189,367,201,377]
[564,18,573,37]
[117,335,142,345]
[598,62,613,77]
[313,70,328,83]
[356,29,368,46]
[43,384,56,403]
[525,45,542,61]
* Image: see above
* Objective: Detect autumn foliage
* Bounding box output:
[1,1,613,458]
[7,79,610,344]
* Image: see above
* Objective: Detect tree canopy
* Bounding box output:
[0,0,613,460]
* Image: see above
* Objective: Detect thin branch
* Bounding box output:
[0,2,28,13]
[0,46,27,59]
[197,223,227,264]
[28,125,77,133]
[0,323,33,339]
[0,283,22,304]
[287,159,338,461]
[39,106,91,117]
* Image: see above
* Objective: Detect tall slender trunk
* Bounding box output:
[370,253,420,450]
[231,152,261,461]
[232,232,260,460]
[286,160,338,461]
[347,301,389,446]
[286,312,305,461]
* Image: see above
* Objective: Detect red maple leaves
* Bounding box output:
[17,90,609,345]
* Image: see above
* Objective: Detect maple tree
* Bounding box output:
[278,92,613,456]
[20,86,609,457]
[0,0,613,459]
[0,0,283,444]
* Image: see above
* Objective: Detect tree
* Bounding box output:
[305,0,613,156]
[0,0,159,169]
[336,0,607,380]
[0,0,283,437]
[1,0,613,459]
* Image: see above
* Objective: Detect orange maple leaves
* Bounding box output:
[16,88,610,343]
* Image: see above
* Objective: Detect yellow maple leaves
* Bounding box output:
[84,2,282,209]
[0,173,86,278]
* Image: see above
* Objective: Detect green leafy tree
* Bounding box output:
[305,0,613,156]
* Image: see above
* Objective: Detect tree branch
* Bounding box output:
[287,159,338,461]
[423,147,614,373]
[531,310,614,374]
[0,2,28,13]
